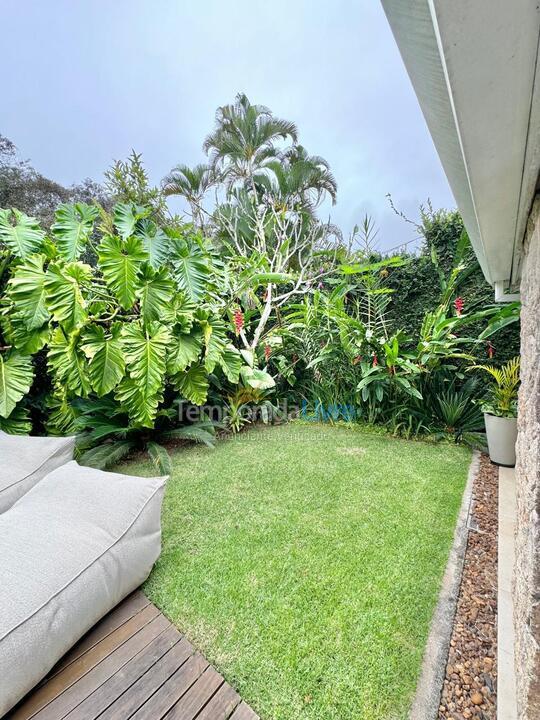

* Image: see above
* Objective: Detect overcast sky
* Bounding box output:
[3,0,455,251]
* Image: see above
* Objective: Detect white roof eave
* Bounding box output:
[381,0,540,287]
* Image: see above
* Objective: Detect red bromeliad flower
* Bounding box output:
[454,296,464,316]
[264,344,271,362]
[233,308,244,335]
[487,341,495,359]
[372,354,379,367]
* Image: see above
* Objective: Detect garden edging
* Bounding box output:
[408,450,480,720]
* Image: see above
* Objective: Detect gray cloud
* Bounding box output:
[3,0,455,250]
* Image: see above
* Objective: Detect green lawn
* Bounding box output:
[124,423,470,720]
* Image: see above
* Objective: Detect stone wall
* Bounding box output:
[514,195,540,719]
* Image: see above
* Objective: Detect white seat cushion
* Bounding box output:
[0,461,167,716]
[0,431,75,513]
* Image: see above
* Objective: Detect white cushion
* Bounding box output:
[0,431,75,513]
[0,460,167,716]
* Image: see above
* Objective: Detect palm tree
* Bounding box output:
[161,163,215,229]
[203,93,298,191]
[253,146,338,214]
[282,145,337,206]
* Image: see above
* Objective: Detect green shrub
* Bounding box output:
[0,202,274,468]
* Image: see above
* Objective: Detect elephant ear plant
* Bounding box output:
[471,356,520,466]
[0,202,273,472]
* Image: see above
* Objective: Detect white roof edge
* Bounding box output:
[381,0,540,288]
[511,30,540,287]
[380,0,492,281]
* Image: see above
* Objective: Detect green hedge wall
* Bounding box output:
[385,208,521,364]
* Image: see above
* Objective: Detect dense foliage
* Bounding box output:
[0,93,521,463]
[0,202,276,470]
[267,220,519,445]
[385,204,521,364]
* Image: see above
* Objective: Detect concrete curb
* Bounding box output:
[408,449,481,720]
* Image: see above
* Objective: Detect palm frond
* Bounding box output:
[160,424,216,448]
[147,441,172,475]
[79,440,135,470]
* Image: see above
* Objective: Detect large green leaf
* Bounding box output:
[114,378,164,428]
[170,238,210,302]
[3,312,49,354]
[219,345,243,383]
[0,403,32,434]
[81,323,126,396]
[0,352,34,418]
[51,203,99,261]
[172,363,209,405]
[135,219,169,268]
[136,265,175,325]
[7,253,50,329]
[121,321,171,388]
[98,234,147,309]
[116,321,170,426]
[203,318,228,373]
[44,388,78,435]
[113,203,149,239]
[167,328,203,373]
[240,366,276,390]
[173,294,197,333]
[0,209,45,258]
[47,327,91,396]
[44,261,92,329]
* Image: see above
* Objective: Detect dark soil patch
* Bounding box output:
[438,454,498,719]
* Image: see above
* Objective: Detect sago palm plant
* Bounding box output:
[74,397,218,475]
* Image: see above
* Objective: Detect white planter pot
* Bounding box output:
[484,412,518,467]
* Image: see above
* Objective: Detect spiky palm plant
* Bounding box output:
[74,397,218,475]
[471,356,520,416]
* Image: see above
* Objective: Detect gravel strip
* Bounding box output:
[438,454,498,719]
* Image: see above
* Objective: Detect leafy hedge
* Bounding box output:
[0,202,261,436]
[385,208,520,364]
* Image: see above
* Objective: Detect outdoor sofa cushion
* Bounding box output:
[0,460,167,716]
[0,430,75,513]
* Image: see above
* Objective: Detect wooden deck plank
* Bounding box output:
[31,614,170,720]
[10,604,160,720]
[50,592,150,676]
[164,667,223,720]
[63,625,181,720]
[98,638,195,720]
[195,683,241,720]
[229,701,260,720]
[129,652,208,720]
[6,593,259,720]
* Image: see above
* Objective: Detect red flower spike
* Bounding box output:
[372,354,378,367]
[233,308,244,335]
[454,296,464,317]
[264,344,271,361]
[487,341,495,359]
